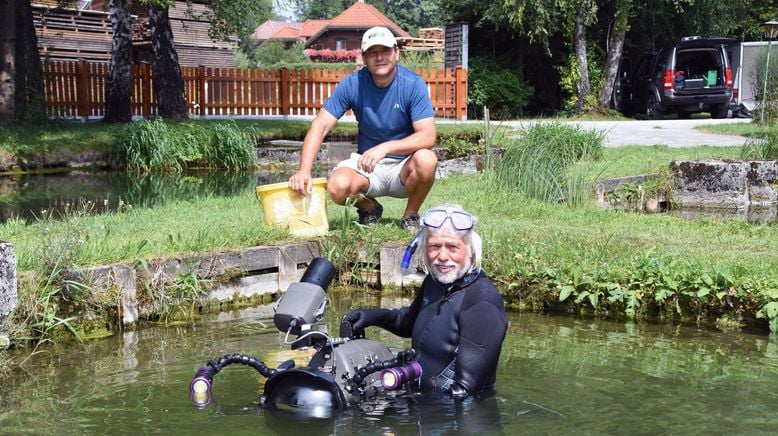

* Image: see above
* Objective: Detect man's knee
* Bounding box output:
[408,149,438,178]
[327,171,363,204]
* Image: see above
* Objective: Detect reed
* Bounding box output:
[494,122,605,205]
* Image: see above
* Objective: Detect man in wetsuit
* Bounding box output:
[340,204,508,399]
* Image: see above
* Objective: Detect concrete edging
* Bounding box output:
[0,242,424,330]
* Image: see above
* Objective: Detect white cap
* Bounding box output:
[361,26,397,52]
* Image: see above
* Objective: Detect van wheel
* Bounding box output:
[712,104,728,119]
[646,96,664,120]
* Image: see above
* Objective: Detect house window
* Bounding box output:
[335,39,347,50]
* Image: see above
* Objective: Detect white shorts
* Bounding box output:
[333,153,410,198]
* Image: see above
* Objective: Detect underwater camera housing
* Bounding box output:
[190,258,420,418]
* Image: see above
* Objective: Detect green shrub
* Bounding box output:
[468,57,534,120]
[255,41,312,68]
[740,125,778,160]
[558,50,605,114]
[200,119,257,170]
[494,122,605,204]
[110,119,256,173]
[110,118,182,173]
[751,48,778,125]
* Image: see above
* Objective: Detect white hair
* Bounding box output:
[418,204,482,276]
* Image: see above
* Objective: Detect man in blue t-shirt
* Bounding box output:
[288,26,437,232]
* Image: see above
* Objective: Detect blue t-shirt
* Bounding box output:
[322,65,434,156]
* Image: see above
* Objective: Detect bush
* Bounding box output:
[467,57,533,120]
[494,122,605,204]
[110,119,256,173]
[740,125,778,160]
[255,41,311,68]
[751,48,778,125]
[558,51,605,114]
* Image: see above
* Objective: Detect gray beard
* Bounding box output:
[430,259,472,284]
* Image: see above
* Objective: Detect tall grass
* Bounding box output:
[740,125,778,160]
[494,122,605,205]
[110,118,256,173]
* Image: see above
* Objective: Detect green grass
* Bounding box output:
[597,145,742,178]
[0,119,487,171]
[4,122,778,338]
[695,121,767,137]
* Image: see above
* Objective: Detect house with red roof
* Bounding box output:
[254,0,411,61]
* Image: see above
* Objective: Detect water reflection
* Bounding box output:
[0,166,328,223]
[2,302,778,434]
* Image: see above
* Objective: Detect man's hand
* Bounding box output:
[288,170,313,195]
[358,144,388,173]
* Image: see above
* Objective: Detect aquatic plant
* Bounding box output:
[110,118,257,173]
[493,122,605,205]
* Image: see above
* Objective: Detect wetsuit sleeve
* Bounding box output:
[377,289,423,338]
[455,283,508,394]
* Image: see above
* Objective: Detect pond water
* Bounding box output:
[0,166,328,223]
[1,293,777,435]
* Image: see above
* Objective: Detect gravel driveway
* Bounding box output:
[501,118,753,148]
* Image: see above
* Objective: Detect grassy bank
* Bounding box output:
[0,119,485,169]
[3,141,777,341]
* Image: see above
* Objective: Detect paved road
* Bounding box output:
[500,118,753,148]
[261,114,754,148]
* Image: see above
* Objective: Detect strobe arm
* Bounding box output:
[189,353,291,407]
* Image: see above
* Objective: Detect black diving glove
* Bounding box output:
[340,309,388,339]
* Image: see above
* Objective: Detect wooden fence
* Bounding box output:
[42,60,468,121]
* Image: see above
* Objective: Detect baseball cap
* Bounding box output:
[361,26,397,52]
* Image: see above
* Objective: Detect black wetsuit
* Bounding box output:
[372,272,508,395]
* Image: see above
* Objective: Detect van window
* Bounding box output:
[675,48,723,85]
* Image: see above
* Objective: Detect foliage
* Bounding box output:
[109,118,256,173]
[740,125,778,160]
[384,0,446,37]
[182,0,273,42]
[293,0,352,19]
[493,122,604,204]
[468,57,534,120]
[400,50,444,70]
[750,47,778,126]
[317,199,382,288]
[255,41,312,68]
[558,48,605,114]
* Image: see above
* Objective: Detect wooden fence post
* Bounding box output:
[455,66,467,121]
[280,67,290,115]
[141,63,151,117]
[77,60,90,120]
[198,65,206,117]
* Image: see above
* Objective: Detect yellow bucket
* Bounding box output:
[256,178,329,237]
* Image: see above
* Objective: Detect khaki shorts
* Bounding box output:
[333,153,410,198]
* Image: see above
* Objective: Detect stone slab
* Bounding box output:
[672,160,749,208]
[0,241,17,331]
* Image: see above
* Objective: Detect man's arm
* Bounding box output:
[288,109,339,194]
[357,117,436,173]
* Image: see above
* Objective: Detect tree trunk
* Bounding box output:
[598,8,628,111]
[14,0,46,121]
[147,4,187,120]
[104,0,133,123]
[0,0,16,121]
[573,2,590,114]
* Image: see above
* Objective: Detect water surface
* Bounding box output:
[1,294,777,434]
